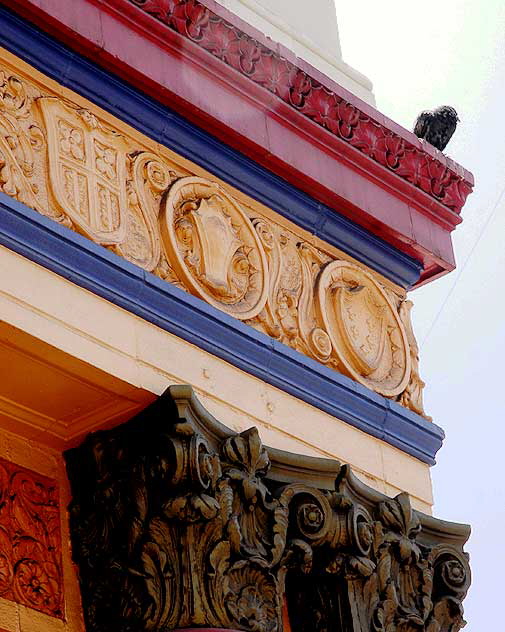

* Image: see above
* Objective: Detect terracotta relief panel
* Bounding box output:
[0,53,429,417]
[39,98,129,245]
[0,457,63,617]
[316,261,410,397]
[163,177,269,318]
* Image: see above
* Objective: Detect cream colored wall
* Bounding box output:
[216,0,375,104]
[0,245,433,513]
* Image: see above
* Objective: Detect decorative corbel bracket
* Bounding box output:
[65,386,470,632]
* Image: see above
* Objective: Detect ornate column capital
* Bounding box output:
[65,386,470,632]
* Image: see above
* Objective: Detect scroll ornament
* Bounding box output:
[0,458,62,618]
[65,387,470,632]
[0,65,428,415]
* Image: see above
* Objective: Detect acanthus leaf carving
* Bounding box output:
[129,0,473,213]
[297,243,333,362]
[66,387,471,632]
[0,71,42,212]
[399,300,431,420]
[0,459,63,618]
[120,151,173,270]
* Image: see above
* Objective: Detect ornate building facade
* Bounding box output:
[0,1,473,632]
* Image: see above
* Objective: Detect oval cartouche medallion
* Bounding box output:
[317,261,411,397]
[162,177,269,319]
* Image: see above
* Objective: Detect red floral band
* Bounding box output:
[130,0,472,214]
[0,459,62,618]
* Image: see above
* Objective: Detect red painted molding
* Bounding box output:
[0,458,63,617]
[2,0,474,285]
[130,0,473,214]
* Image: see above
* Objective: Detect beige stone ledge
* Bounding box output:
[0,245,433,512]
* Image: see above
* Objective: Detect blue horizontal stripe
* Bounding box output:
[0,193,444,463]
[0,5,422,289]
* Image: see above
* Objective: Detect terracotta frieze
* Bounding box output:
[0,53,428,415]
[0,457,63,617]
[128,0,473,215]
[65,386,471,632]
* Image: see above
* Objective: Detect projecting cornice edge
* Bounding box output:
[124,0,473,214]
[3,0,473,284]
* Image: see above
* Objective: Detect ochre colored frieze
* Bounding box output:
[0,52,429,416]
[0,457,63,617]
[129,0,472,214]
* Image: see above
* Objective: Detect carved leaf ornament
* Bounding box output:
[0,60,429,415]
[0,459,63,618]
[65,387,471,632]
[130,0,473,213]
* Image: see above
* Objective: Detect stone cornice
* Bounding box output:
[4,0,473,285]
[129,0,473,215]
[0,193,444,464]
[0,44,428,416]
[65,385,471,632]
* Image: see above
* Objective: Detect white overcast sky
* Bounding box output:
[336,0,505,627]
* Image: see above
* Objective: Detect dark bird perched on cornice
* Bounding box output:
[413,105,459,151]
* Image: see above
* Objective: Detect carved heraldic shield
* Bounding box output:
[39,98,128,244]
[161,177,268,319]
[317,261,410,396]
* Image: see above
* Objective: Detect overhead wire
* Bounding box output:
[420,180,505,348]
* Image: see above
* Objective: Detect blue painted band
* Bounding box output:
[0,193,444,464]
[0,5,422,289]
